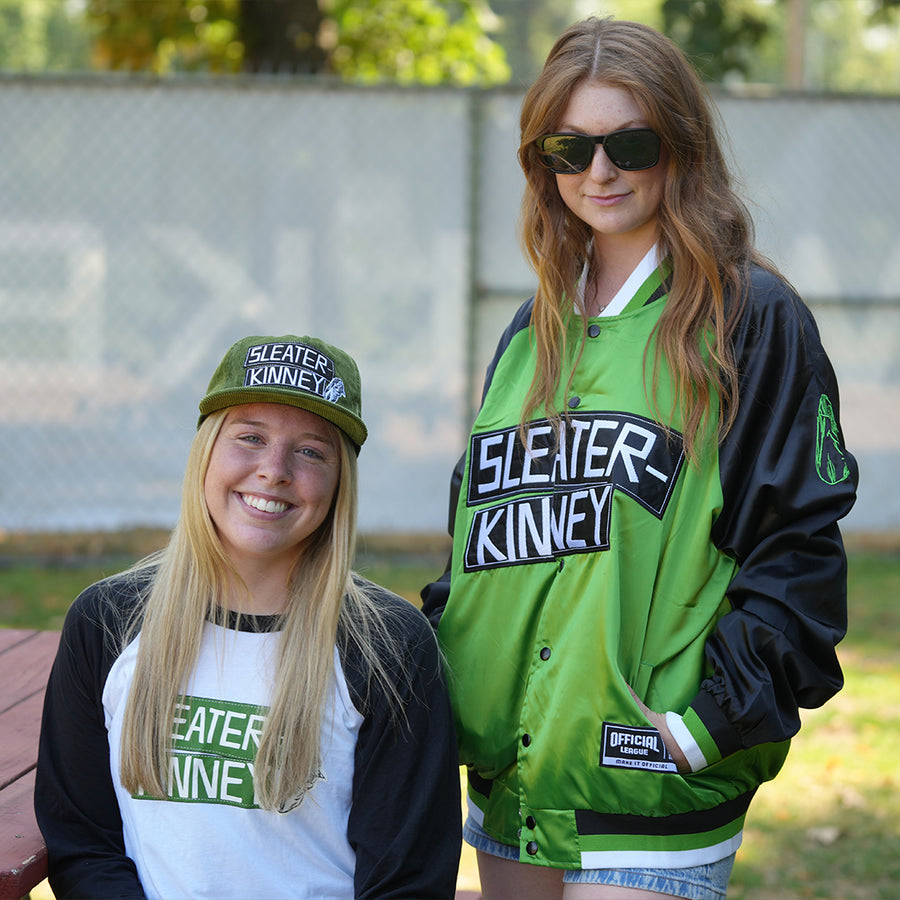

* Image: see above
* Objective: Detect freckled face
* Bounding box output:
[204,403,340,577]
[553,81,667,256]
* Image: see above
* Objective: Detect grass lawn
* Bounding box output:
[2,539,897,899]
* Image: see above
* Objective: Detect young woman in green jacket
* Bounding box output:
[423,16,857,900]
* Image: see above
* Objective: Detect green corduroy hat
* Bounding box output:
[198,334,367,451]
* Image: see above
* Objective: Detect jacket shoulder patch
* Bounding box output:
[816,394,851,485]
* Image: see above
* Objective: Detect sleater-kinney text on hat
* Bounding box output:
[243,341,346,401]
[198,334,368,450]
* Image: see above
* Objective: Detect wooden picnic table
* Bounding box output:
[0,628,60,900]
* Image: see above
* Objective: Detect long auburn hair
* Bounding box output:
[518,16,773,459]
[118,409,407,811]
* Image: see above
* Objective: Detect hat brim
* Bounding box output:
[198,388,367,451]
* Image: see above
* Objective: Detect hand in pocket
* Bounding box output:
[627,684,691,774]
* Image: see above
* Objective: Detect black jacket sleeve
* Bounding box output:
[344,585,462,899]
[419,456,463,629]
[34,578,147,899]
[699,267,858,757]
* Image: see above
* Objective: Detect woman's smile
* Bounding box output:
[240,492,291,515]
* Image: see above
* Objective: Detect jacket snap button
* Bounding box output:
[525,815,536,829]
[567,396,581,409]
[588,324,601,338]
[522,733,532,747]
[526,840,538,856]
[540,647,551,661]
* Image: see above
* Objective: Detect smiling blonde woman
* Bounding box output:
[37,334,462,900]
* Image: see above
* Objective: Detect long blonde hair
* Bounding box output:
[118,409,406,811]
[518,17,774,459]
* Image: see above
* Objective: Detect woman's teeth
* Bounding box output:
[242,494,288,514]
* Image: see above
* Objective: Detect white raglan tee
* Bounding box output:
[103,622,362,900]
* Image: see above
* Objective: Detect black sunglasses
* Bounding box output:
[536,128,661,174]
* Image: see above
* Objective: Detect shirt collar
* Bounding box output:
[575,243,664,317]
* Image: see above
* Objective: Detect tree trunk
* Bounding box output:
[240,0,328,74]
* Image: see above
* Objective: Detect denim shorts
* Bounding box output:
[463,815,735,900]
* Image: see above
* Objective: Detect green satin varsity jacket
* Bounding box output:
[423,262,857,870]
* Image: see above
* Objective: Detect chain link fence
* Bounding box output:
[0,76,896,537]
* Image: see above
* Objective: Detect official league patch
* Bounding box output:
[600,722,678,773]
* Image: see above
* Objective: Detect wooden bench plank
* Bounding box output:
[0,770,47,900]
[0,631,59,716]
[0,693,46,791]
[0,631,33,654]
[0,630,59,896]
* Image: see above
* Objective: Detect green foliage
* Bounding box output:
[81,0,509,83]
[661,0,775,82]
[327,0,510,86]
[610,0,900,93]
[0,0,91,71]
[484,0,583,86]
[804,0,900,93]
[86,0,243,73]
[3,0,899,93]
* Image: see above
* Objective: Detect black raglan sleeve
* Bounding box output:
[698,267,858,759]
[34,580,147,899]
[344,587,461,900]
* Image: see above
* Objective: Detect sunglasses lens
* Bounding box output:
[537,135,594,174]
[537,129,661,173]
[604,129,661,170]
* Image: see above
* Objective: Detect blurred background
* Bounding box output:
[1,0,898,542]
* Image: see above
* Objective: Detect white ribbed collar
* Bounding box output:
[576,243,662,317]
